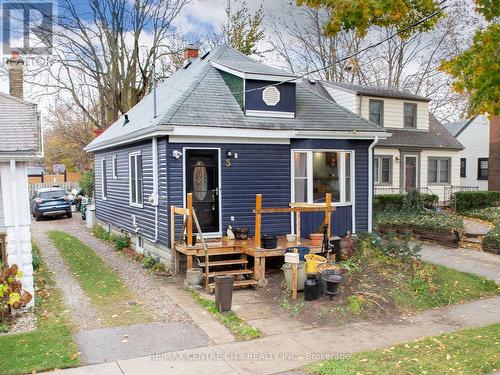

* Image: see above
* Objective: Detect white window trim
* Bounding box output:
[101,158,107,200]
[129,151,143,208]
[291,149,355,234]
[182,147,222,238]
[374,155,392,185]
[112,155,118,179]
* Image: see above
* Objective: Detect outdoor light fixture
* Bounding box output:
[172,150,182,159]
[226,150,238,159]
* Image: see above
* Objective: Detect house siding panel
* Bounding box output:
[94,138,169,246]
[245,80,296,113]
[322,86,358,113]
[167,142,292,244]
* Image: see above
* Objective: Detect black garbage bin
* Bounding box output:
[214,275,234,312]
[330,236,342,262]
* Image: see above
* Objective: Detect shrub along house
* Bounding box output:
[85,45,388,266]
[321,82,464,204]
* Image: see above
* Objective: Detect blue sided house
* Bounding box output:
[85,45,388,277]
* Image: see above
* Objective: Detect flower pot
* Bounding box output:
[261,234,278,249]
[309,233,323,246]
[186,268,203,286]
[234,227,249,240]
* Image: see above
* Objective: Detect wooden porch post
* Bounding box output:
[187,193,193,246]
[255,194,262,248]
[325,193,331,239]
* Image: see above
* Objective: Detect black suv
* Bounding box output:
[32,188,72,221]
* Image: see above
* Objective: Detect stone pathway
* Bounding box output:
[420,242,500,283]
[463,217,491,237]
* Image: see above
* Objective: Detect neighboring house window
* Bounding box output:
[374,156,392,184]
[369,100,384,126]
[428,158,450,184]
[129,152,143,206]
[101,158,107,200]
[292,150,353,204]
[112,155,118,179]
[477,158,488,180]
[403,103,417,128]
[460,158,466,178]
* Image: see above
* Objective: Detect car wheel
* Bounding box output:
[35,214,42,221]
[67,211,73,218]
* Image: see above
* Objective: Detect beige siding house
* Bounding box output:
[321,82,463,203]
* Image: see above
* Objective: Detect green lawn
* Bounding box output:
[186,289,261,341]
[48,230,150,326]
[0,243,80,374]
[392,262,499,311]
[307,323,500,375]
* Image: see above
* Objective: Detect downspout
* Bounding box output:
[152,137,159,242]
[368,136,379,232]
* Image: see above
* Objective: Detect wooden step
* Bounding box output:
[198,259,248,267]
[208,278,258,291]
[196,249,243,257]
[207,269,253,278]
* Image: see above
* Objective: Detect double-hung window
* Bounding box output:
[101,158,107,200]
[369,100,384,126]
[477,158,488,180]
[404,103,417,128]
[129,152,143,207]
[374,156,392,184]
[292,150,353,204]
[112,155,118,179]
[428,158,450,184]
[460,158,466,178]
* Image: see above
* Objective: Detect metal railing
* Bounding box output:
[444,185,480,206]
[374,186,429,195]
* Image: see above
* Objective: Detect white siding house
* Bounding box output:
[444,116,489,191]
[321,82,464,203]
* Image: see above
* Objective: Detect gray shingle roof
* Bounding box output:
[86,45,387,151]
[324,81,431,102]
[378,114,464,150]
[443,118,474,137]
[0,92,40,155]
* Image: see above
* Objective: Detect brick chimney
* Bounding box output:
[183,44,199,62]
[7,51,24,99]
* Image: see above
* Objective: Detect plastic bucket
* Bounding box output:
[304,254,327,274]
[282,261,306,291]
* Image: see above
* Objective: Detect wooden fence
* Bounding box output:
[28,172,81,184]
[28,181,80,197]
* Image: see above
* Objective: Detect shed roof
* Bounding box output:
[86,45,387,151]
[0,92,41,156]
[378,114,464,150]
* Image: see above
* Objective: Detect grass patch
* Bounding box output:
[48,230,150,326]
[0,243,80,374]
[392,263,499,311]
[186,288,261,341]
[307,323,500,374]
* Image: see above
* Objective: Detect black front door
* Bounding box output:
[186,149,220,233]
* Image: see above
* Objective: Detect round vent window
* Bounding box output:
[262,86,280,106]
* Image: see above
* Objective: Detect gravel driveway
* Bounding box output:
[32,216,191,327]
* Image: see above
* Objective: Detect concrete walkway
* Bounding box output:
[48,296,500,375]
[420,242,500,283]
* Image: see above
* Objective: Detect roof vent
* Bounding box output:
[308,77,317,84]
[200,51,210,60]
[123,114,129,126]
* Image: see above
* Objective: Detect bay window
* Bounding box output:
[129,152,143,207]
[292,150,354,204]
